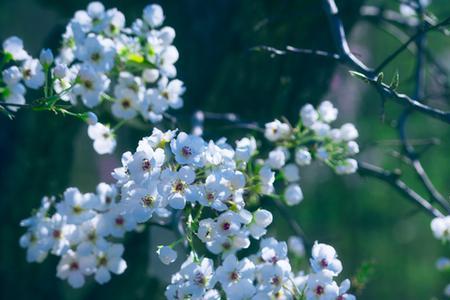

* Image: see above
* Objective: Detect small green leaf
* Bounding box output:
[376,72,384,83]
[389,71,399,90]
[352,260,376,294]
[0,104,14,120]
[349,70,369,83]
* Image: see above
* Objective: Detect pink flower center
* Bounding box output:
[269,256,278,264]
[315,285,324,295]
[115,216,125,226]
[206,193,215,202]
[194,272,206,286]
[230,271,239,281]
[181,146,192,157]
[142,159,151,171]
[271,276,281,286]
[222,222,231,231]
[70,262,79,271]
[52,229,61,239]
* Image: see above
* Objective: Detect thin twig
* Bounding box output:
[357,161,444,218]
[320,0,450,124]
[375,15,450,73]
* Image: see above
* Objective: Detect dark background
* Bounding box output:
[0,0,449,299]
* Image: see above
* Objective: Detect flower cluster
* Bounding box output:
[16,3,359,298]
[1,37,46,110]
[1,2,185,154]
[19,189,127,288]
[166,240,354,300]
[20,127,355,299]
[263,101,359,206]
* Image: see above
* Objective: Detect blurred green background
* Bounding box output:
[0,0,449,299]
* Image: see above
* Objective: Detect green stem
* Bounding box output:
[112,119,128,132]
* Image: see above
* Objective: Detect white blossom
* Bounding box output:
[87,123,116,154]
[3,36,30,60]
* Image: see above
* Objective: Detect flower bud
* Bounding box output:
[157,246,177,265]
[340,123,358,141]
[295,148,311,166]
[300,103,318,127]
[254,209,273,228]
[285,184,304,206]
[283,163,300,182]
[53,64,68,79]
[143,69,159,83]
[143,4,165,27]
[347,141,359,155]
[39,48,54,66]
[335,158,358,175]
[84,112,98,125]
[288,236,305,257]
[318,100,338,123]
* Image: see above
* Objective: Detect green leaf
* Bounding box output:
[389,71,399,90]
[352,260,376,293]
[376,72,384,83]
[0,104,14,120]
[349,70,369,83]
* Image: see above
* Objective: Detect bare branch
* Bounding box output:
[357,161,444,218]
[320,0,450,124]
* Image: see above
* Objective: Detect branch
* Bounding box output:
[362,17,450,96]
[396,1,450,214]
[251,45,341,60]
[269,197,310,247]
[374,14,450,73]
[191,110,263,136]
[321,0,374,75]
[321,0,450,124]
[357,161,444,218]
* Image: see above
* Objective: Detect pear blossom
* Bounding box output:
[87,123,116,154]
[170,132,205,167]
[92,243,127,284]
[310,241,343,277]
[56,188,98,225]
[235,136,257,162]
[159,166,196,209]
[21,59,45,89]
[264,119,291,142]
[2,66,22,85]
[3,36,30,60]
[73,65,110,107]
[56,250,95,288]
[431,216,450,241]
[214,255,256,299]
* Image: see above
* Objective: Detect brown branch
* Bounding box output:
[357,161,444,218]
[321,0,450,124]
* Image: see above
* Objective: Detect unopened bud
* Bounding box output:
[84,112,98,125]
[39,48,54,66]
